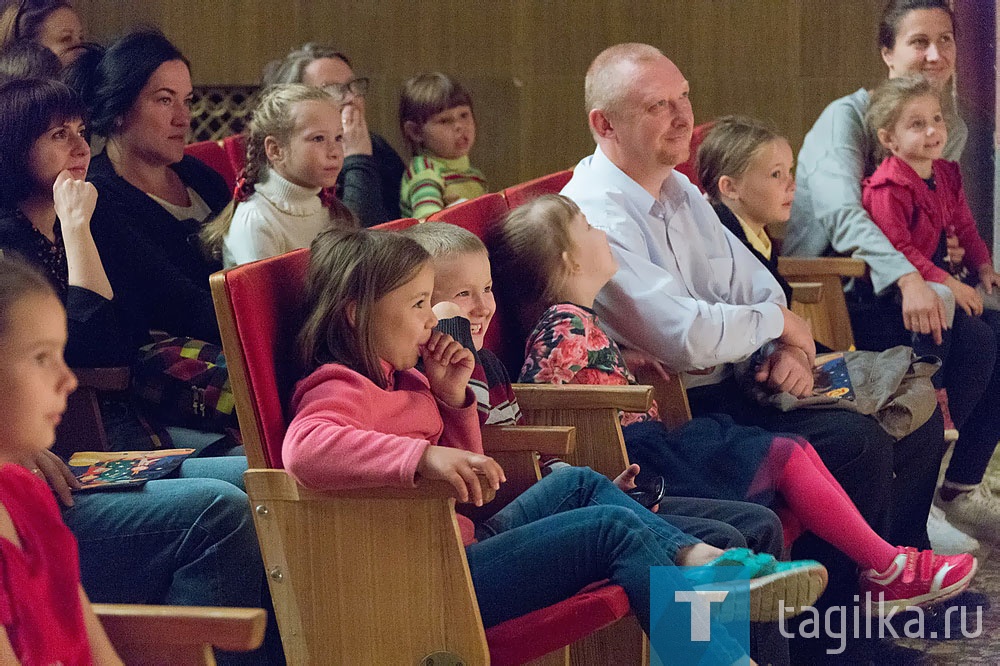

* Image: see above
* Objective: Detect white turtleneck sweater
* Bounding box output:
[222,169,330,268]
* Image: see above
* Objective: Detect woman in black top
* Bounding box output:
[0,77,125,367]
[69,29,230,348]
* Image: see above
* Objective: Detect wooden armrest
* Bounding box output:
[511,384,653,413]
[94,604,266,652]
[244,468,496,505]
[71,366,130,391]
[482,425,575,455]
[789,281,824,304]
[777,256,867,278]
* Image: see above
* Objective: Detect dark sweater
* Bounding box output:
[87,152,231,348]
[0,208,127,367]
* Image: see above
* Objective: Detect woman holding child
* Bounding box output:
[785,0,1000,546]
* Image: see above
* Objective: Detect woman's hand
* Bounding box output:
[977,264,1000,295]
[341,104,373,158]
[421,330,475,408]
[898,272,949,344]
[946,276,983,317]
[52,169,98,232]
[416,446,505,506]
[24,450,81,507]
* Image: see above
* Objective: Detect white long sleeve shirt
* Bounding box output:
[561,146,787,387]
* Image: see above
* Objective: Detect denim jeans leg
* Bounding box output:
[64,476,262,609]
[477,466,700,556]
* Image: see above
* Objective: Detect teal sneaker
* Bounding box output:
[684,548,828,622]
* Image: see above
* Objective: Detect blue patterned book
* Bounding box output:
[68,449,195,490]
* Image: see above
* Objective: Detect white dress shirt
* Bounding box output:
[561,146,787,387]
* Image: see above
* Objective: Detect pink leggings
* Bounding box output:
[748,436,898,572]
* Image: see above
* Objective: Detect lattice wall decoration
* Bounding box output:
[189,86,260,142]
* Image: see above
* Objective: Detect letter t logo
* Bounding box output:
[674,590,729,641]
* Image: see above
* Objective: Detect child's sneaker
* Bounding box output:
[687,548,828,622]
[860,546,977,616]
[935,388,959,442]
[935,484,1000,541]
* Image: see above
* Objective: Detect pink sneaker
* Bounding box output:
[860,547,977,615]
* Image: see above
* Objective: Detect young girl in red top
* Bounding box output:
[282,228,828,650]
[863,75,1000,539]
[0,256,121,664]
[491,193,977,615]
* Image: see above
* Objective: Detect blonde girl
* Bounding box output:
[493,194,976,615]
[201,84,357,268]
[398,72,486,219]
[0,256,121,664]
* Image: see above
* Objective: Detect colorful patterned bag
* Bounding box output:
[133,337,238,432]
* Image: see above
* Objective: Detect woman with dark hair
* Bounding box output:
[69,29,229,349]
[264,42,405,226]
[785,0,1000,552]
[0,0,83,65]
[0,76,272,664]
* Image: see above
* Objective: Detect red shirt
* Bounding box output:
[0,464,91,665]
[862,156,991,284]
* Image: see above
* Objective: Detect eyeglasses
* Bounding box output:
[323,78,370,101]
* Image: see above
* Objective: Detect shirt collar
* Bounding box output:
[589,146,688,220]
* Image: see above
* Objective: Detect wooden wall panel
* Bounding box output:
[79,0,888,189]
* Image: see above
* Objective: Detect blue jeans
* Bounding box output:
[63,456,261,608]
[466,467,744,662]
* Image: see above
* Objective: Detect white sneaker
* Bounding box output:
[934,484,1000,542]
[927,504,980,555]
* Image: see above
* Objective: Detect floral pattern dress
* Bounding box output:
[519,303,658,426]
[519,302,796,511]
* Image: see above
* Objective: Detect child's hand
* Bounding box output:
[946,234,966,267]
[621,348,671,382]
[25,450,81,507]
[613,464,660,512]
[432,300,464,320]
[946,276,983,316]
[341,104,373,157]
[417,445,505,506]
[52,170,98,232]
[977,265,1000,295]
[421,330,475,408]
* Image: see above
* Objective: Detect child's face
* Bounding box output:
[566,213,618,286]
[268,99,344,190]
[880,95,947,167]
[412,105,475,160]
[430,250,495,351]
[725,139,796,228]
[0,293,77,462]
[370,262,438,371]
[28,116,90,190]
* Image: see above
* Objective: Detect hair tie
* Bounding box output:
[318,187,338,209]
[233,172,255,203]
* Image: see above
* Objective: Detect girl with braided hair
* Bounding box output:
[200,83,357,268]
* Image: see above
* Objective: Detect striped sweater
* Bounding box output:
[400,154,487,219]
